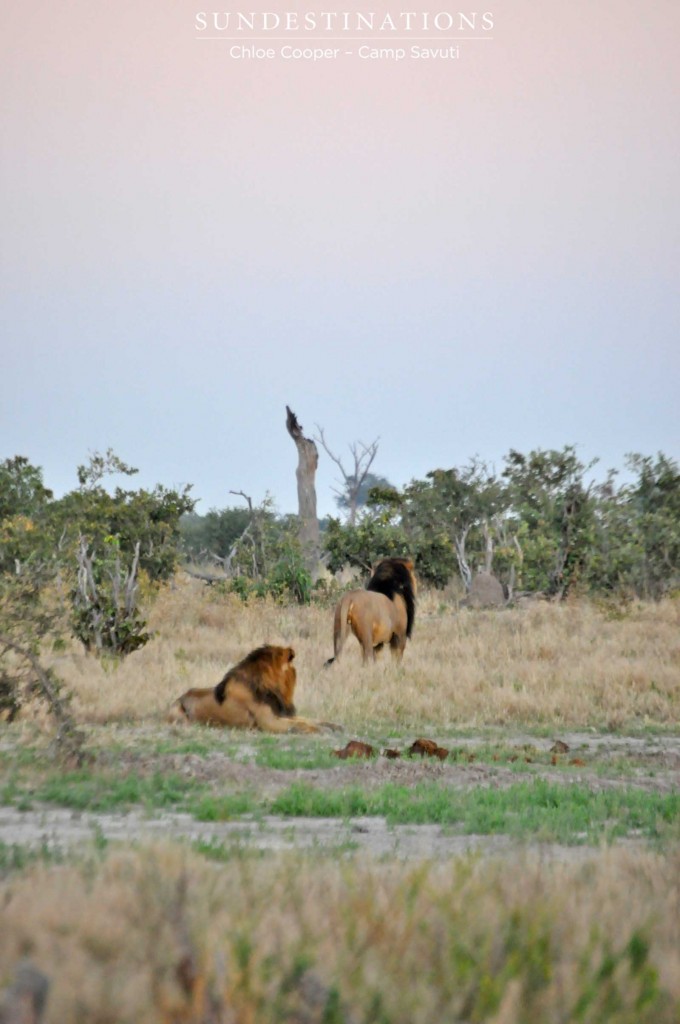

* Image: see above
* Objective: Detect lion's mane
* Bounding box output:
[213,644,297,717]
[366,557,417,638]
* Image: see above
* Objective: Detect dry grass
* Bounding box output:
[46,579,680,732]
[4,584,680,1023]
[1,843,679,1023]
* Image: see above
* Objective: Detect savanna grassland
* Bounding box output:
[40,579,680,730]
[1,580,680,1023]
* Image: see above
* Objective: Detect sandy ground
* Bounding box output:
[0,803,651,861]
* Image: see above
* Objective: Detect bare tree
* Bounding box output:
[315,427,380,525]
[182,491,268,584]
[285,406,321,577]
[227,489,269,578]
[72,537,149,655]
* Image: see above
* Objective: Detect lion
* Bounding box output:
[325,557,417,665]
[168,644,336,733]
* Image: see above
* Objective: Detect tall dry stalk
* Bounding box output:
[1,844,679,1023]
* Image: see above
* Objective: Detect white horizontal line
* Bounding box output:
[195,36,493,40]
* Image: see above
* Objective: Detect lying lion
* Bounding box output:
[168,644,336,734]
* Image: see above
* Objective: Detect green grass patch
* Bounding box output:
[193,792,259,821]
[0,743,48,769]
[146,737,219,757]
[192,838,267,862]
[269,780,680,844]
[29,770,204,813]
[253,739,338,770]
[0,840,65,875]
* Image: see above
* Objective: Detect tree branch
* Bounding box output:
[229,490,254,513]
[315,427,380,525]
[0,633,88,764]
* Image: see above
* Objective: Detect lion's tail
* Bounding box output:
[325,593,354,666]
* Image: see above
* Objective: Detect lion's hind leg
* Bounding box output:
[289,717,342,734]
[358,623,377,663]
[389,633,407,659]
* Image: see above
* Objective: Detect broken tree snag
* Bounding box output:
[285,406,321,577]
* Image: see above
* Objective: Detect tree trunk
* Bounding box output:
[285,406,321,578]
[481,520,494,574]
[454,527,473,592]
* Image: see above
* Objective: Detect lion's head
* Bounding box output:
[214,644,297,714]
[366,557,417,637]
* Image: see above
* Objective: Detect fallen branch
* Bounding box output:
[182,567,230,585]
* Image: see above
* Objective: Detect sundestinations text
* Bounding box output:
[195,11,494,32]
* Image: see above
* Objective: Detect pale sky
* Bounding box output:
[1,1,678,516]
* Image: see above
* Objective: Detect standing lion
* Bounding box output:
[325,557,417,665]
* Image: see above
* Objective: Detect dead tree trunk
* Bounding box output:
[285,406,321,578]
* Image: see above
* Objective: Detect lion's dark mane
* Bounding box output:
[366,558,417,638]
[213,645,296,717]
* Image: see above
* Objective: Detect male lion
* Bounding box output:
[168,644,335,734]
[325,557,417,665]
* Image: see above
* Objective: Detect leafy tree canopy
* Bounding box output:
[322,446,680,599]
[0,455,53,520]
[1,450,196,661]
[335,472,395,516]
